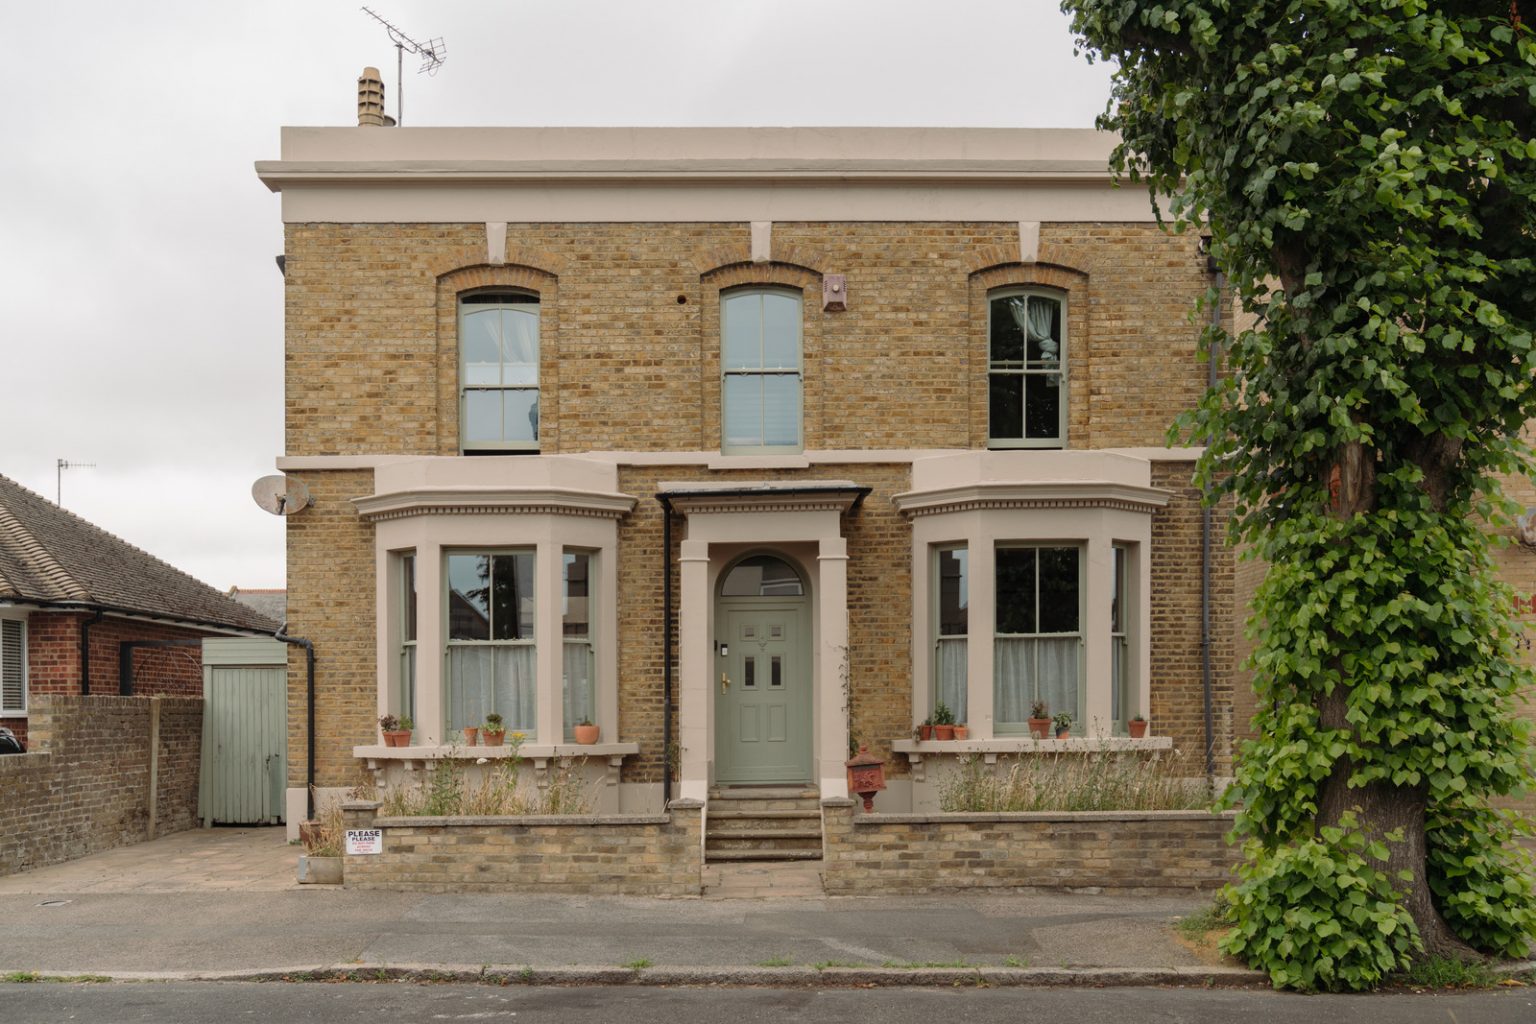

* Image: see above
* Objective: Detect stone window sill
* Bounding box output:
[892,736,1173,783]
[354,742,639,763]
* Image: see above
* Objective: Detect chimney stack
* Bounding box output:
[357,67,394,127]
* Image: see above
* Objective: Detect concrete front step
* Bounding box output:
[706,828,822,844]
[707,810,821,830]
[705,788,824,863]
[708,786,818,800]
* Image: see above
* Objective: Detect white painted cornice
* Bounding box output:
[353,487,637,522]
[892,480,1173,519]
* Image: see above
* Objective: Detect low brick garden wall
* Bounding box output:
[0,694,203,877]
[339,798,703,895]
[821,798,1239,894]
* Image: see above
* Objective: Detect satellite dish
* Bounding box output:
[1518,508,1536,548]
[252,475,312,516]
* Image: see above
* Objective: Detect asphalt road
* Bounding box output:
[2,982,1533,1024]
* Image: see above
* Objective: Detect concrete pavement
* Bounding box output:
[0,827,1325,990]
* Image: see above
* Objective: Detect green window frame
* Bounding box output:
[459,291,540,453]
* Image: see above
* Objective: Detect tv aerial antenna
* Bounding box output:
[56,458,95,506]
[360,6,446,126]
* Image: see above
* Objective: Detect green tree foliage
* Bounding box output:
[1062,0,1536,990]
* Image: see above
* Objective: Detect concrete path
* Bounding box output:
[0,826,1229,982]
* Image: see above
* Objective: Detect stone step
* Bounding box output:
[707,797,821,813]
[707,809,821,829]
[706,827,822,842]
[704,848,823,863]
[709,786,818,800]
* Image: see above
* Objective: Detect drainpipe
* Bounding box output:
[80,609,105,695]
[657,494,676,807]
[275,625,316,820]
[1201,255,1226,790]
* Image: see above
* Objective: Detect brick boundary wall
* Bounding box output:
[339,799,703,895]
[0,694,203,877]
[820,799,1239,894]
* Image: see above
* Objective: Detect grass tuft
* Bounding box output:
[939,751,1209,813]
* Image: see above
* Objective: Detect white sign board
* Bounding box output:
[345,828,383,855]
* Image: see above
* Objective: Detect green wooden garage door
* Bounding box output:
[200,664,287,825]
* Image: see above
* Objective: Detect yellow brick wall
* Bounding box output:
[282,222,1214,456]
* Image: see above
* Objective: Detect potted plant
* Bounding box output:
[1052,711,1073,740]
[296,799,343,885]
[483,713,506,747]
[917,715,934,742]
[573,717,600,744]
[932,701,956,741]
[463,724,479,746]
[953,722,969,741]
[1128,714,1148,739]
[398,714,414,746]
[1028,701,1051,740]
[379,713,411,748]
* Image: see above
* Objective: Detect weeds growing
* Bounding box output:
[937,751,1209,813]
[380,737,593,817]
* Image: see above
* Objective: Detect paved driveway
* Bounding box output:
[0,826,300,894]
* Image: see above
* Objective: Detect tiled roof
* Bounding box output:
[0,474,279,634]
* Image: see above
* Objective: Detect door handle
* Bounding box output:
[721,672,730,693]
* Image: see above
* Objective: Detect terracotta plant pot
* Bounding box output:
[483,730,506,747]
[463,727,479,746]
[1055,727,1070,740]
[573,723,600,744]
[933,724,955,741]
[1128,720,1148,739]
[384,729,411,747]
[952,724,969,740]
[1028,718,1051,739]
[918,724,935,741]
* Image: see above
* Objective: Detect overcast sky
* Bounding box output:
[0,1,1115,593]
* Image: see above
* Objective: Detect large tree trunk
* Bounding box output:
[1319,446,1476,959]
[1316,690,1476,959]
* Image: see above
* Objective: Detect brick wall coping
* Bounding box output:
[850,810,1235,825]
[892,737,1174,755]
[372,814,671,828]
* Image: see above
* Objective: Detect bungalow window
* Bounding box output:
[446,551,536,732]
[0,617,25,715]
[988,289,1065,448]
[994,545,1082,732]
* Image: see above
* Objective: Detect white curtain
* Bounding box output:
[562,641,595,740]
[1007,297,1060,368]
[994,637,1080,726]
[448,645,537,732]
[935,637,967,724]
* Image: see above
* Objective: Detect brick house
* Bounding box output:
[0,474,281,748]
[256,89,1270,846]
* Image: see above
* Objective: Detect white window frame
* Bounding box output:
[987,287,1067,449]
[459,291,541,453]
[720,286,803,454]
[561,548,596,742]
[397,553,417,726]
[1,615,26,716]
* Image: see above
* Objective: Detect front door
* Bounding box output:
[715,603,810,784]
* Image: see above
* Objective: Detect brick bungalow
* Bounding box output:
[0,474,280,748]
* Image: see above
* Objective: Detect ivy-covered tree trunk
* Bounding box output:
[1062,0,1536,990]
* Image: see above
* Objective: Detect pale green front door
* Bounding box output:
[715,602,811,784]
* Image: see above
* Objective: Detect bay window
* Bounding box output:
[933,546,968,725]
[446,551,536,732]
[562,550,595,741]
[994,546,1082,732]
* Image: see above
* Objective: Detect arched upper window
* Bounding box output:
[988,288,1065,448]
[721,288,802,453]
[721,555,805,597]
[460,291,540,452]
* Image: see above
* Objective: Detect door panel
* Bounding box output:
[716,604,809,783]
